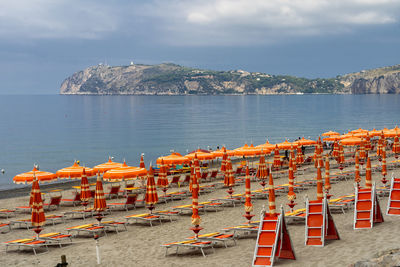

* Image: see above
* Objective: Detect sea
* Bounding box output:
[0,94,399,190]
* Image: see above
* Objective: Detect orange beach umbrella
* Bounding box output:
[93,157,123,174]
[212,147,235,158]
[277,139,298,150]
[145,166,158,212]
[392,135,400,155]
[185,149,215,161]
[316,166,323,200]
[244,166,253,213]
[287,156,296,201]
[365,157,372,189]
[224,158,235,187]
[382,145,387,178]
[157,159,169,193]
[268,170,276,216]
[220,147,228,174]
[324,155,331,193]
[234,143,260,157]
[191,165,201,227]
[256,140,275,152]
[31,177,45,233]
[296,146,304,164]
[322,131,340,137]
[93,175,107,212]
[354,152,360,184]
[156,152,190,165]
[295,137,317,146]
[273,145,281,169]
[13,166,56,184]
[368,128,381,137]
[139,154,145,169]
[341,137,363,146]
[57,162,95,179]
[103,161,147,181]
[80,168,91,203]
[256,155,268,188]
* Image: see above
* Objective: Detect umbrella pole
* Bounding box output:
[94,235,101,264]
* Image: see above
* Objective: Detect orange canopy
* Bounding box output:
[13,166,57,184]
[295,137,317,146]
[321,131,340,137]
[103,161,147,181]
[384,126,400,137]
[256,140,276,152]
[234,144,261,156]
[368,128,381,137]
[211,148,235,158]
[57,162,95,179]
[323,136,339,142]
[341,137,363,146]
[92,158,123,174]
[185,150,216,161]
[277,139,298,150]
[350,128,368,134]
[156,152,190,165]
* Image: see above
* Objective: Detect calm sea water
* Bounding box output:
[0,94,399,190]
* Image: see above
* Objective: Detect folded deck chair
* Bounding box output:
[66,223,107,237]
[161,239,214,257]
[0,222,11,233]
[187,232,236,248]
[107,194,138,211]
[4,238,49,255]
[38,232,73,247]
[61,191,81,206]
[169,175,181,187]
[105,185,121,199]
[125,213,162,227]
[43,196,62,211]
[0,209,16,219]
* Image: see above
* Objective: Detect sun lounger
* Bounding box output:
[66,223,107,237]
[172,204,206,215]
[162,239,214,257]
[100,221,128,233]
[187,232,236,248]
[4,238,49,255]
[199,184,216,194]
[105,185,121,199]
[221,225,259,237]
[285,208,306,224]
[0,209,16,219]
[45,214,66,225]
[63,208,111,220]
[43,196,62,211]
[169,175,181,187]
[152,210,180,222]
[0,222,11,233]
[210,196,242,207]
[125,213,163,227]
[38,232,73,247]
[10,219,32,229]
[15,205,31,213]
[329,196,355,214]
[202,201,224,212]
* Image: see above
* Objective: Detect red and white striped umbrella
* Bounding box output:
[31,176,46,231]
[139,154,145,169]
[365,157,372,189]
[256,155,268,188]
[157,159,169,195]
[220,147,228,174]
[273,145,281,169]
[377,132,385,157]
[287,156,296,201]
[268,169,276,216]
[244,166,253,214]
[332,140,339,159]
[365,133,372,151]
[193,154,201,182]
[317,137,324,168]
[191,165,201,227]
[359,138,366,161]
[316,165,323,200]
[324,155,331,193]
[145,166,158,212]
[93,175,107,212]
[382,145,387,178]
[224,158,235,187]
[80,168,91,203]
[354,151,361,184]
[296,146,304,164]
[392,135,400,156]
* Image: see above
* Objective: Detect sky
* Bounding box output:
[0,0,399,94]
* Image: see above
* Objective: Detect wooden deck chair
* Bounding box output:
[107,194,138,211]
[105,185,121,199]
[43,195,62,211]
[4,238,49,255]
[162,239,214,257]
[61,191,81,206]
[169,175,181,187]
[0,209,16,219]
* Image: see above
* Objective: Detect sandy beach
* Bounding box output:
[0,153,399,267]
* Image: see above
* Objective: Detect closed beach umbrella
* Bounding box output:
[256,155,268,188]
[365,157,372,189]
[337,143,345,165]
[157,159,169,195]
[139,154,145,169]
[313,146,318,168]
[273,145,281,169]
[31,176,45,237]
[156,152,190,165]
[93,175,107,213]
[80,168,91,204]
[377,132,385,157]
[244,166,253,214]
[296,146,304,164]
[189,167,195,193]
[354,152,361,184]
[191,165,201,227]
[103,161,147,181]
[332,140,339,159]
[93,157,123,174]
[57,161,95,179]
[268,170,276,216]
[317,137,324,168]
[145,166,158,212]
[287,156,296,201]
[13,166,56,184]
[225,158,235,197]
[316,165,323,201]
[193,154,201,182]
[220,147,228,174]
[382,145,387,178]
[322,130,340,137]
[365,133,372,151]
[392,135,400,156]
[324,155,331,193]
[359,138,366,161]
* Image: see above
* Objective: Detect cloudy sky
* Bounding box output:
[1,0,399,94]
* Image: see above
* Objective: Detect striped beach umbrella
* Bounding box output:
[354,151,361,184]
[296,146,303,164]
[93,175,106,213]
[287,156,296,201]
[157,159,169,195]
[220,147,228,175]
[80,168,91,205]
[268,169,276,216]
[145,166,158,213]
[156,152,190,166]
[316,165,323,201]
[193,154,201,182]
[225,158,235,197]
[273,145,281,169]
[93,157,123,175]
[365,157,372,189]
[190,165,202,238]
[365,133,372,151]
[244,166,253,217]
[313,146,318,168]
[57,161,95,179]
[139,154,145,169]
[31,176,46,237]
[103,161,147,181]
[256,155,268,188]
[359,138,366,164]
[13,166,56,184]
[317,137,324,168]
[377,132,385,157]
[382,144,387,182]
[322,130,340,137]
[324,155,331,194]
[392,135,400,157]
[332,140,339,159]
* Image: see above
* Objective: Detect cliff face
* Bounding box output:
[60,63,400,95]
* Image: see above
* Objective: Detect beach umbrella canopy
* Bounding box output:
[341,137,363,146]
[350,128,369,134]
[185,149,215,161]
[324,155,331,192]
[296,146,304,164]
[273,145,281,169]
[354,152,361,184]
[234,143,261,157]
[256,155,268,188]
[145,166,158,212]
[156,152,191,165]
[103,161,147,181]
[295,137,317,146]
[191,165,201,227]
[323,136,340,142]
[316,166,323,201]
[322,131,340,137]
[368,128,381,137]
[256,140,275,152]
[31,177,45,233]
[13,166,56,184]
[139,154,145,169]
[157,159,169,194]
[93,175,107,212]
[365,157,372,189]
[268,170,276,216]
[384,126,400,137]
[212,147,235,158]
[57,162,95,179]
[80,168,91,203]
[393,135,400,155]
[287,156,296,201]
[277,139,298,150]
[93,157,123,174]
[244,166,253,214]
